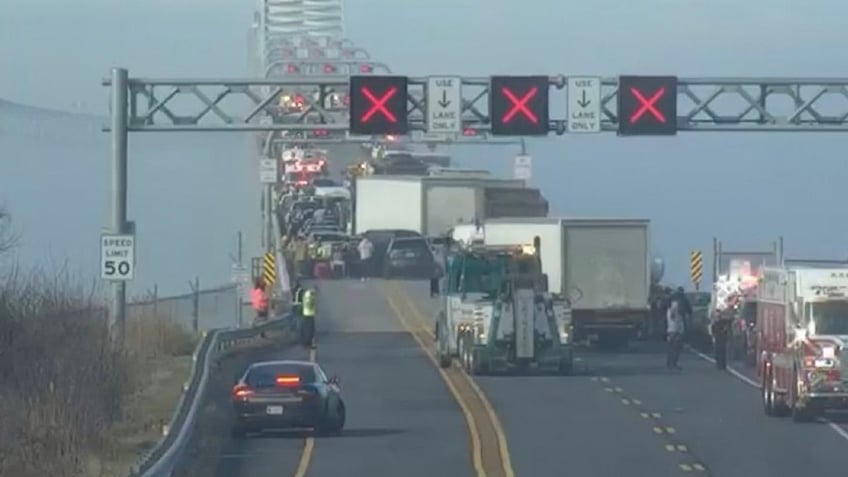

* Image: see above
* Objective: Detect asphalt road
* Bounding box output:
[205,279,472,477]
[396,279,848,477]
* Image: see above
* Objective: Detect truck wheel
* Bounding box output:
[438,352,452,368]
[469,349,485,375]
[557,358,573,376]
[762,368,775,416]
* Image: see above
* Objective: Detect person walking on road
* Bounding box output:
[251,278,270,326]
[666,300,685,369]
[291,279,305,316]
[711,307,733,370]
[301,288,317,348]
[357,236,374,281]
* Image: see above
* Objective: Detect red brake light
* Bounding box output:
[232,384,253,399]
[287,64,299,74]
[463,128,477,136]
[359,64,373,73]
[312,129,329,137]
[276,375,301,387]
[323,64,336,74]
[294,94,304,104]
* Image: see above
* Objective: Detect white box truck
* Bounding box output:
[353,176,525,237]
[479,217,651,347]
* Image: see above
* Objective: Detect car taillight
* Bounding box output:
[462,128,478,136]
[232,384,253,400]
[276,375,301,387]
[286,64,299,74]
[323,64,336,74]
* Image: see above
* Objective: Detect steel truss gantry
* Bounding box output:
[105,73,848,133]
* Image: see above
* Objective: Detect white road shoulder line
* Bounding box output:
[686,345,848,442]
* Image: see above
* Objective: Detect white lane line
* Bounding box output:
[686,345,848,442]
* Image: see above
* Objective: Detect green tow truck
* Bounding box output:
[434,239,574,375]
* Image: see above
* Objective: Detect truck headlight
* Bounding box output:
[560,324,571,342]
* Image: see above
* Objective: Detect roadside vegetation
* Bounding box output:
[0,208,197,477]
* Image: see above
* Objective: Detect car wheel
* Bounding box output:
[333,401,346,433]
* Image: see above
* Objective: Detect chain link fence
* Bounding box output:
[127,284,253,333]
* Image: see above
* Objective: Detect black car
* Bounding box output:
[362,229,423,272]
[384,236,438,278]
[231,360,346,437]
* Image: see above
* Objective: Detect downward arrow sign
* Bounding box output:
[577,90,591,108]
[437,89,451,108]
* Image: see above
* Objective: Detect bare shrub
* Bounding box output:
[126,309,197,359]
[0,265,133,477]
[0,207,17,253]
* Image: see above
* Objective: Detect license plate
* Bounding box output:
[266,405,284,415]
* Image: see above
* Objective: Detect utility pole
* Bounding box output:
[109,67,129,347]
[265,184,274,253]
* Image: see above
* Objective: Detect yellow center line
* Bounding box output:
[293,345,318,477]
[382,283,486,477]
[387,281,516,477]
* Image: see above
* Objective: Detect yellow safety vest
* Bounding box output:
[302,290,317,318]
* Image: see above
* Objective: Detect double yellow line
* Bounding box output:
[293,346,317,477]
[383,281,515,477]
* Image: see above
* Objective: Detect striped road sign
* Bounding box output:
[263,252,277,286]
[690,250,703,289]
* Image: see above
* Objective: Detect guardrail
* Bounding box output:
[125,313,295,477]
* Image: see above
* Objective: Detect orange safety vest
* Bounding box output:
[251,287,269,312]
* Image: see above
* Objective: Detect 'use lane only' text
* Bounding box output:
[567,77,601,133]
[426,76,462,134]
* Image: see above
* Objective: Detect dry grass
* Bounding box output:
[84,310,198,477]
[0,262,198,477]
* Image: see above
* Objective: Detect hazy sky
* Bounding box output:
[2,0,848,293]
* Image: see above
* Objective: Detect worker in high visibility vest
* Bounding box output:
[301,288,317,348]
[250,278,270,326]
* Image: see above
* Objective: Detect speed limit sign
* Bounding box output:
[100,234,135,281]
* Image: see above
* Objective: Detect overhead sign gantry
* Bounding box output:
[111,72,848,135]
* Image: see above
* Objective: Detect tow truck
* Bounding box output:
[434,238,574,375]
[758,266,848,421]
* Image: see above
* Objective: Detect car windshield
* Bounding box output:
[246,363,316,388]
[312,178,336,187]
[807,301,848,335]
[390,238,430,257]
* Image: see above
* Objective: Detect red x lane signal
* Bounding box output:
[349,75,408,135]
[617,75,678,136]
[489,76,550,136]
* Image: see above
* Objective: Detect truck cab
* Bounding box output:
[758,267,848,421]
[434,243,573,375]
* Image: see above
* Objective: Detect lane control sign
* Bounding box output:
[101,234,135,281]
[617,75,678,136]
[489,76,550,136]
[349,75,409,135]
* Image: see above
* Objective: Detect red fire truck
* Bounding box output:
[758,267,848,421]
